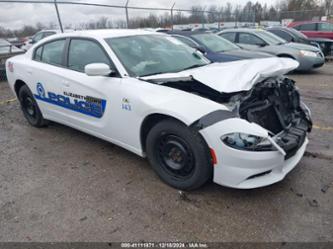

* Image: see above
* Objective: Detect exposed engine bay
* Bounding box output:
[237,78,312,134]
[148,76,312,158]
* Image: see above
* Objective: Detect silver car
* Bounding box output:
[218,28,325,71]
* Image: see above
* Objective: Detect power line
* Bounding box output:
[0,0,218,13]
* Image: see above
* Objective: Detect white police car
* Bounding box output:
[6,30,312,190]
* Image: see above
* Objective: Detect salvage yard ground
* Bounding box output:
[0,64,332,242]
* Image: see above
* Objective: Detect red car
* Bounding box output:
[288,21,333,40]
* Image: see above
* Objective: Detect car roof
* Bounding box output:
[267,26,289,30]
[43,29,161,40]
[220,28,262,33]
[37,29,74,34]
[267,26,297,33]
[167,31,211,36]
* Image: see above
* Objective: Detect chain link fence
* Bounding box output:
[0,53,9,82]
[0,0,332,79]
[0,69,6,82]
[280,9,326,22]
[0,1,331,32]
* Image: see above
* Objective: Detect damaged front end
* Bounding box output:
[147,75,312,159]
[235,77,312,158]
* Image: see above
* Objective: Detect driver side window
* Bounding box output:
[67,39,114,73]
[239,33,265,46]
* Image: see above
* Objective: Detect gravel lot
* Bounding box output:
[0,64,332,242]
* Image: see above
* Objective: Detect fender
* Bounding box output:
[123,77,232,127]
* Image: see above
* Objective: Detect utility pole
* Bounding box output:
[54,0,63,33]
[170,2,175,30]
[125,0,130,29]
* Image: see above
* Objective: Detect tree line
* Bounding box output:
[0,0,332,38]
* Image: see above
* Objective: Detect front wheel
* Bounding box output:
[146,119,212,190]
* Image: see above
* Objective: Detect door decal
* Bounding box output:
[34,82,107,118]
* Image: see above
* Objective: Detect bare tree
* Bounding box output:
[325,0,333,16]
[207,5,218,23]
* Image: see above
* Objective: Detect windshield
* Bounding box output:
[288,28,308,39]
[256,30,287,45]
[106,35,209,77]
[192,33,240,52]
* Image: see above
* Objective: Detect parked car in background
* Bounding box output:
[0,39,24,81]
[218,28,325,71]
[6,37,28,48]
[267,26,333,58]
[0,39,23,55]
[155,28,171,33]
[22,29,74,51]
[168,31,273,62]
[266,26,320,47]
[21,30,57,51]
[288,21,333,40]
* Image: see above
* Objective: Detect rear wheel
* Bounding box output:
[18,85,48,127]
[146,119,212,190]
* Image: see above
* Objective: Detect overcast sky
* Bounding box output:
[0,0,278,30]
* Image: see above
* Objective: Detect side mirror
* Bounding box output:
[85,63,112,76]
[257,43,267,47]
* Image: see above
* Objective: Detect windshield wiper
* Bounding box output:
[181,64,206,71]
[140,64,206,77]
[140,72,166,77]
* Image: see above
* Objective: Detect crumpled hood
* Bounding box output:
[141,57,299,93]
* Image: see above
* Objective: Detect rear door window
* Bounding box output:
[318,23,333,31]
[39,39,66,66]
[220,32,236,42]
[270,30,293,42]
[239,33,265,46]
[295,23,317,31]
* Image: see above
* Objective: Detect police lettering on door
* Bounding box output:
[34,82,107,118]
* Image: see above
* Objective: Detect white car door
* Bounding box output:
[54,38,122,135]
[30,38,71,121]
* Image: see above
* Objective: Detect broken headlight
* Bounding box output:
[221,133,276,151]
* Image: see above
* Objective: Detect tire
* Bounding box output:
[18,85,48,127]
[146,119,212,190]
